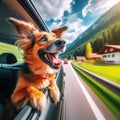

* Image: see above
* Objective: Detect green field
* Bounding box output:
[0,42,24,63]
[72,64,120,119]
[73,61,120,84]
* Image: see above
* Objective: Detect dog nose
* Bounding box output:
[55,39,66,47]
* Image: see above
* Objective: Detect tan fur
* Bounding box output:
[9,18,67,111]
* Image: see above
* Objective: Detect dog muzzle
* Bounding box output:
[38,39,66,69]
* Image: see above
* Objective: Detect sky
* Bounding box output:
[35,0,120,44]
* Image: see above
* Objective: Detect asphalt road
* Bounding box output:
[63,62,116,120]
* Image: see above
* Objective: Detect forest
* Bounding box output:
[62,21,120,60]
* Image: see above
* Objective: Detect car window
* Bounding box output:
[0,1,20,44]
[0,1,24,64]
[0,0,49,64]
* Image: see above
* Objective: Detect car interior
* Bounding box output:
[0,0,65,120]
[0,0,43,94]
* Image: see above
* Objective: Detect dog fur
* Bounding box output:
[9,18,67,112]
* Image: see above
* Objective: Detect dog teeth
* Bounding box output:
[44,54,49,61]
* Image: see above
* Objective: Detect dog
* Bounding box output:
[9,18,67,112]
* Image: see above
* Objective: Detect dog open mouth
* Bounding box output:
[38,50,62,69]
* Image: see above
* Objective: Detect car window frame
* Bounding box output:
[18,0,50,32]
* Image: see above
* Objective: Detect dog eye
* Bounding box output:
[39,36,48,42]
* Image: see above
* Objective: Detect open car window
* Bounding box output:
[0,1,65,120]
[0,0,49,64]
[0,1,22,64]
[0,1,19,45]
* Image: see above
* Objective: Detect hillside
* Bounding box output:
[61,2,120,58]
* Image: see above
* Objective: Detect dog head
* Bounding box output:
[9,18,67,74]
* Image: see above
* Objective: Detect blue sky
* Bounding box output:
[35,0,120,43]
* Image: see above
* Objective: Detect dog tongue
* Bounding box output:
[47,54,62,66]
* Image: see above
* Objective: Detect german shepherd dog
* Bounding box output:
[9,18,67,112]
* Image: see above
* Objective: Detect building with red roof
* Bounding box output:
[76,53,101,61]
[76,56,86,61]
[98,45,120,64]
[90,53,101,59]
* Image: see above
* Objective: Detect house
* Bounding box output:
[90,53,101,60]
[76,53,101,61]
[76,56,86,61]
[98,45,120,64]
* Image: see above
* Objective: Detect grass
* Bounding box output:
[0,42,24,63]
[73,61,120,84]
[72,64,120,119]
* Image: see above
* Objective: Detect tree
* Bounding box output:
[85,42,92,59]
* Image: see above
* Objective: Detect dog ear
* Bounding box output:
[9,17,36,39]
[52,26,68,38]
[15,39,32,50]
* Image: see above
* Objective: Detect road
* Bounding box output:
[63,62,116,120]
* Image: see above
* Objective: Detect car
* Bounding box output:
[0,0,65,120]
[64,59,68,64]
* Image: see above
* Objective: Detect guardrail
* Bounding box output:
[72,63,120,96]
[14,67,65,120]
[72,63,120,118]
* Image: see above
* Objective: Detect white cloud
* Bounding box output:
[50,22,60,30]
[63,14,88,43]
[35,0,72,20]
[34,0,90,43]
[50,19,63,30]
[49,14,88,43]
[82,0,120,17]
[63,25,87,44]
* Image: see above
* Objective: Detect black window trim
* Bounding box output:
[18,0,50,32]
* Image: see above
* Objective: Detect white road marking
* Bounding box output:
[69,62,106,120]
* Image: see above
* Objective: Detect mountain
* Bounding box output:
[61,2,120,58]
